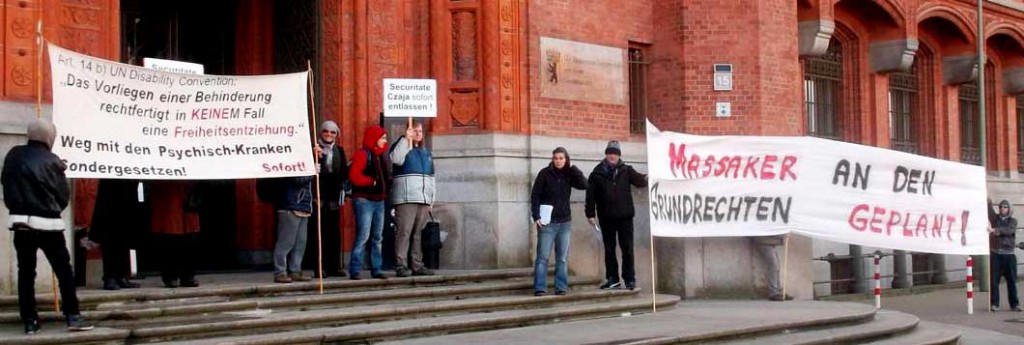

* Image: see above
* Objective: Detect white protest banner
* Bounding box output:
[646,121,989,255]
[383,78,437,117]
[48,43,314,180]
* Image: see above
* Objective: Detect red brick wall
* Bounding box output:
[527,0,654,141]
[525,0,1024,173]
[529,0,804,139]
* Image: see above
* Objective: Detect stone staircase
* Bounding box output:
[0,268,674,344]
[0,269,968,344]
[390,301,963,345]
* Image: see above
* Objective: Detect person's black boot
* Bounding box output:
[117,278,140,289]
[66,315,94,332]
[24,319,40,335]
[102,278,120,291]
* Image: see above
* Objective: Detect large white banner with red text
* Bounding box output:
[48,43,314,179]
[646,121,989,255]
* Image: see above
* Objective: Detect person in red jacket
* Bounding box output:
[347,126,391,280]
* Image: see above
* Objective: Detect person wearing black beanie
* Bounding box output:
[586,140,647,291]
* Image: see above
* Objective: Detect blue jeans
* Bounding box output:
[350,198,384,276]
[534,221,571,292]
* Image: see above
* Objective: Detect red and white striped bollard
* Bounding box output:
[874,254,881,309]
[967,256,974,315]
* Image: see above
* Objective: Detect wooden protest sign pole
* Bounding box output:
[782,234,790,300]
[307,61,324,294]
[36,18,60,315]
[650,224,657,313]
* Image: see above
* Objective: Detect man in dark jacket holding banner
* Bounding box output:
[390,121,435,277]
[585,141,647,290]
[2,119,92,334]
[989,199,1020,312]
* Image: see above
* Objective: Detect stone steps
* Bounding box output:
[0,269,643,345]
[0,268,540,311]
[708,310,920,344]
[0,276,598,324]
[386,301,963,345]
[133,288,640,342]
[861,321,962,345]
[156,294,680,345]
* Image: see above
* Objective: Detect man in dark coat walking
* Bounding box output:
[585,141,647,290]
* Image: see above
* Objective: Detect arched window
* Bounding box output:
[1017,95,1024,172]
[804,40,842,140]
[959,83,981,165]
[889,64,919,154]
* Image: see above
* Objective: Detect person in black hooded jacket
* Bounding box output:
[2,119,92,334]
[530,147,587,296]
[585,140,647,290]
[989,199,1020,312]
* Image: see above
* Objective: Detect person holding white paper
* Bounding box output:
[530,147,588,296]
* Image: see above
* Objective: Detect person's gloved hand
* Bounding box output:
[1017,242,1024,250]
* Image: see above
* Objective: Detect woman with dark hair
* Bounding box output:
[530,147,587,296]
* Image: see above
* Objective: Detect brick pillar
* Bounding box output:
[651,0,812,299]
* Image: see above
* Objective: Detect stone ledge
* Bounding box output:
[0,326,128,345]
[0,277,600,323]
[865,320,961,345]
[171,293,678,345]
[707,311,919,345]
[0,268,538,308]
[991,0,1024,13]
[134,289,643,340]
[388,300,877,345]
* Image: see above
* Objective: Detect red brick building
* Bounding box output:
[2,0,1024,297]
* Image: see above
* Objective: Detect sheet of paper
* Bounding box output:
[539,204,554,225]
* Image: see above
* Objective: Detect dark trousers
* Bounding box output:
[992,253,1020,308]
[14,230,81,321]
[305,204,343,275]
[155,234,197,284]
[599,217,635,284]
[101,241,131,281]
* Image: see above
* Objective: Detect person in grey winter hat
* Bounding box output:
[585,140,647,291]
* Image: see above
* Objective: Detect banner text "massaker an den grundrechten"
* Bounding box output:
[645,121,988,255]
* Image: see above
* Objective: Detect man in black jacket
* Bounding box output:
[585,141,647,290]
[989,199,1020,312]
[530,147,587,296]
[1,119,92,334]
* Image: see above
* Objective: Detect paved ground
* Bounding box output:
[857,282,1024,344]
